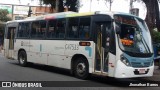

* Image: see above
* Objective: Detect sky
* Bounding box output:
[0,0,146,19]
[79,0,146,19]
[0,0,40,6]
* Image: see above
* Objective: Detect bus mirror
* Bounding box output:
[116,25,121,34]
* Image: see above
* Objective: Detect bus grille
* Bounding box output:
[131,62,151,67]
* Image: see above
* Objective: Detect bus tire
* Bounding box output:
[74,57,89,79]
[18,51,27,67]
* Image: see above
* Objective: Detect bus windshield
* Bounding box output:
[114,15,153,56]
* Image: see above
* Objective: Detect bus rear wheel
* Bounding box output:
[74,58,89,79]
[18,51,27,67]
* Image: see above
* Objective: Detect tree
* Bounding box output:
[40,0,79,12]
[0,22,5,35]
[152,30,160,43]
[104,0,114,11]
[64,0,80,12]
[131,0,160,33]
[142,0,160,33]
[0,9,11,22]
[0,9,11,39]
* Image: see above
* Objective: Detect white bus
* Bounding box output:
[3,11,154,79]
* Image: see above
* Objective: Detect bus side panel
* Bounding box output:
[28,40,48,65]
[64,41,94,73]
[47,40,66,68]
[108,53,116,77]
[14,39,30,60]
[4,39,9,58]
[3,39,14,59]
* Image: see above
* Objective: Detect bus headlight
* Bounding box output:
[120,54,131,66]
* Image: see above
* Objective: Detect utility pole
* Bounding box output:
[109,0,113,11]
[55,0,59,12]
[27,3,32,17]
[28,6,32,17]
[129,0,134,13]
[11,5,14,20]
[129,0,139,16]
[104,0,113,11]
[90,0,92,12]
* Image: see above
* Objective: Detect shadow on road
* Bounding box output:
[10,62,72,77]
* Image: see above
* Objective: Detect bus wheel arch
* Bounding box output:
[71,54,89,79]
[18,49,27,67]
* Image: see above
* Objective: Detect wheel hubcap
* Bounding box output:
[20,56,24,64]
[77,63,86,75]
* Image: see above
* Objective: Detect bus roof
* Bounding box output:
[6,11,142,23]
[96,11,142,19]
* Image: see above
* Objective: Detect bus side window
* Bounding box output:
[56,19,66,38]
[67,17,79,39]
[79,17,90,39]
[31,21,39,38]
[18,23,23,37]
[17,22,30,38]
[47,20,57,38]
[25,23,30,37]
[39,21,46,38]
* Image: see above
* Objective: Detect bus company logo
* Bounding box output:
[2,82,11,87]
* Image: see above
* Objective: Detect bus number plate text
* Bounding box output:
[139,69,145,74]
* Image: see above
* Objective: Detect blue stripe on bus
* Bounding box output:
[85,46,92,57]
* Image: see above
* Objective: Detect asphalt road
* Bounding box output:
[0,53,160,90]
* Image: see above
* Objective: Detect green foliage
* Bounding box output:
[0,23,5,35]
[0,9,11,22]
[152,30,160,43]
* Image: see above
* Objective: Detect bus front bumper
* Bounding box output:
[114,60,154,78]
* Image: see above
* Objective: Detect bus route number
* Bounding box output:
[65,44,79,50]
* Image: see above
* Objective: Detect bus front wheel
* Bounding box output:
[18,51,27,67]
[74,58,89,79]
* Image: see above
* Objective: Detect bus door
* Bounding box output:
[94,22,110,74]
[6,27,16,59]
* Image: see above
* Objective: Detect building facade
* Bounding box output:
[0,4,54,20]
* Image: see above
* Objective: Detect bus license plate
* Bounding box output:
[139,69,145,74]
